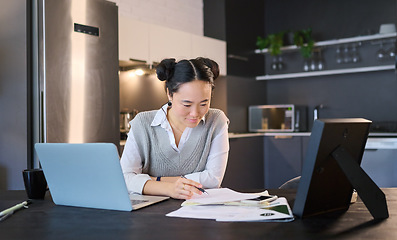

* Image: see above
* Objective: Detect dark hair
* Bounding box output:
[156,57,219,97]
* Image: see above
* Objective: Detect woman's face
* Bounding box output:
[168,80,212,129]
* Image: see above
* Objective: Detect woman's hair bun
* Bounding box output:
[196,57,220,80]
[156,58,176,81]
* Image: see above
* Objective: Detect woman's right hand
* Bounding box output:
[167,177,204,199]
[143,176,204,199]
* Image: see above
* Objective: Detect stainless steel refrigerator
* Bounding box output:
[32,0,119,167]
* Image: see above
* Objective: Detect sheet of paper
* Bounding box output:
[167,197,294,222]
[167,205,247,220]
[216,197,294,222]
[183,188,258,205]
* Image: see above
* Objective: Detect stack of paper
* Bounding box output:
[181,188,260,206]
[166,188,294,222]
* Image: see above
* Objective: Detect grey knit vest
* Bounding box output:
[130,108,228,177]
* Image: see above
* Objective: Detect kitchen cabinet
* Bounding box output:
[222,136,264,190]
[191,35,227,76]
[264,135,309,189]
[361,138,397,187]
[119,16,150,62]
[255,32,396,80]
[149,24,192,64]
[119,16,227,75]
[361,149,397,187]
[225,134,397,190]
[223,0,265,77]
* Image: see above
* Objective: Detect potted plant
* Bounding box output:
[293,28,315,59]
[256,31,286,56]
[256,31,287,71]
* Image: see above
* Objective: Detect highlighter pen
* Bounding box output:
[181,176,209,195]
[0,200,32,221]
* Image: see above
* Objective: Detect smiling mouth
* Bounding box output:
[187,119,199,123]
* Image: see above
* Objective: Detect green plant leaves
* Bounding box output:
[256,31,285,56]
[293,28,314,59]
[256,28,315,58]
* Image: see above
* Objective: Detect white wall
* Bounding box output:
[111,0,204,36]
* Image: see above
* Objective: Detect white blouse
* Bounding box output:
[120,104,230,194]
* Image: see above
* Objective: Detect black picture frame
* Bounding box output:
[293,118,388,219]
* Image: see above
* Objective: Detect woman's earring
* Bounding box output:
[167,101,172,107]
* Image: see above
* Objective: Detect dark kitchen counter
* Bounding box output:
[229,132,397,139]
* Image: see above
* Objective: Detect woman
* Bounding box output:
[120,57,229,200]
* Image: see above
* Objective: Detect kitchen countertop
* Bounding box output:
[228,132,397,138]
[228,132,397,150]
[120,132,397,144]
[228,132,311,138]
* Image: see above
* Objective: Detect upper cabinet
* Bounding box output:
[191,35,227,76]
[119,16,150,62]
[119,16,227,75]
[149,24,192,64]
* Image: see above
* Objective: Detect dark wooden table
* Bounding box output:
[1,188,396,240]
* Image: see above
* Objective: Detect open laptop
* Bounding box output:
[35,143,169,211]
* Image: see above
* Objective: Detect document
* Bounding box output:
[167,197,294,222]
[217,198,294,222]
[167,188,294,222]
[182,188,259,206]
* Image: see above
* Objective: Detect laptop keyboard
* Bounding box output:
[131,199,149,205]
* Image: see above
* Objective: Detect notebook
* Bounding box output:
[35,143,169,211]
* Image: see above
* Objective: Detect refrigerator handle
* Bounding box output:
[40,89,46,143]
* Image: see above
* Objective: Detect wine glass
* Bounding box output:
[310,56,317,71]
[277,55,284,71]
[376,42,387,61]
[335,46,343,64]
[343,44,351,63]
[351,44,360,63]
[387,46,395,59]
[271,56,278,70]
[303,59,310,72]
[317,49,325,70]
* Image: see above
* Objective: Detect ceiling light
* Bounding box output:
[135,69,144,76]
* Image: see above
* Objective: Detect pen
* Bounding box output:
[181,176,209,195]
[0,200,31,221]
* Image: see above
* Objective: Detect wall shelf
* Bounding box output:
[255,32,397,54]
[255,32,396,80]
[256,65,395,80]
